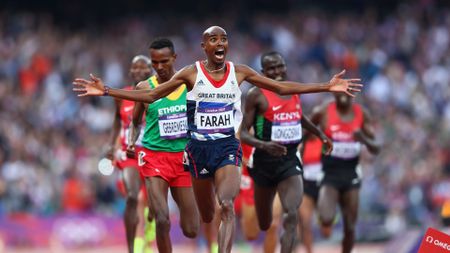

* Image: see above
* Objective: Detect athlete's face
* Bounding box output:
[335,93,353,108]
[261,55,287,81]
[202,27,228,65]
[129,59,152,84]
[149,47,176,82]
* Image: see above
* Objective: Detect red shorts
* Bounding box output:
[114,146,145,171]
[140,148,191,187]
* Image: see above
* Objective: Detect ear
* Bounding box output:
[201,42,205,49]
[172,53,177,60]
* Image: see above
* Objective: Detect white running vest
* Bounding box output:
[186,61,242,141]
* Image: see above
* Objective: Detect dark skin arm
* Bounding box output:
[106,99,122,160]
[126,82,149,158]
[73,66,196,103]
[74,65,362,100]
[301,115,333,155]
[236,65,362,97]
[240,87,287,157]
[354,109,380,155]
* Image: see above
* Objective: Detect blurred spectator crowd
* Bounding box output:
[1,2,450,239]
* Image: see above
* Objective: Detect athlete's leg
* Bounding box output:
[317,185,339,237]
[254,184,277,231]
[277,175,303,253]
[263,194,282,253]
[123,166,142,253]
[191,177,216,223]
[202,203,220,253]
[214,164,241,253]
[240,202,260,240]
[170,186,199,238]
[134,189,147,252]
[299,194,315,253]
[145,177,171,253]
[339,188,359,253]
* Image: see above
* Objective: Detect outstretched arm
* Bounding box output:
[301,115,333,155]
[236,65,362,97]
[73,65,194,103]
[240,87,287,157]
[354,109,380,155]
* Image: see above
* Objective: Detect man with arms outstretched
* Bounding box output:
[73,26,362,253]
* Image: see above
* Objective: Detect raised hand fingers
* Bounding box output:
[347,87,361,93]
[90,73,100,82]
[73,78,90,85]
[345,90,356,97]
[334,69,346,78]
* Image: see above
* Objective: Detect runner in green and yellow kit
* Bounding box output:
[127,38,200,253]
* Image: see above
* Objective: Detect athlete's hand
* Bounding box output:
[105,146,114,160]
[73,74,106,97]
[321,136,333,155]
[126,144,136,158]
[262,141,287,157]
[328,70,363,97]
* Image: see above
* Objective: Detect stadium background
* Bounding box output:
[1,0,450,252]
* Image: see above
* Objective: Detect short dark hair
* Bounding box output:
[260,51,283,67]
[149,38,175,53]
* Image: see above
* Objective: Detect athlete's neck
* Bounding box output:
[203,60,226,73]
[337,104,352,114]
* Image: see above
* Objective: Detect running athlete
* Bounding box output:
[312,93,380,253]
[105,55,153,253]
[73,26,362,253]
[127,39,199,253]
[237,136,283,253]
[297,134,332,253]
[240,51,332,253]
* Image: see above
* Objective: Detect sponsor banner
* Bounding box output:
[418,227,450,253]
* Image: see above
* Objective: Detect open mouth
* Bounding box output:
[214,49,225,60]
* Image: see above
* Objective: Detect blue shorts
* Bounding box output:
[184,136,242,179]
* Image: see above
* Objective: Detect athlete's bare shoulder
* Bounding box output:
[247,86,263,98]
[174,64,197,89]
[234,64,258,84]
[315,98,333,113]
[177,64,197,77]
[234,64,255,75]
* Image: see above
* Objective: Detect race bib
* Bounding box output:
[330,141,361,159]
[271,121,302,144]
[196,105,234,134]
[138,151,146,167]
[158,113,188,139]
[303,163,322,181]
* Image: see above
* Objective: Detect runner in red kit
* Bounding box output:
[312,93,380,253]
[106,55,152,253]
